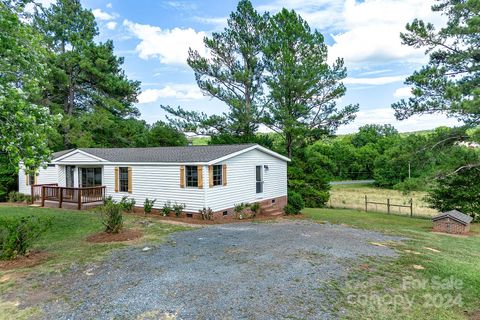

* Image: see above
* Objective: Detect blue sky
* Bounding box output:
[74,0,462,133]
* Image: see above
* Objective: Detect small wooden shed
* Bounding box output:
[432,210,473,234]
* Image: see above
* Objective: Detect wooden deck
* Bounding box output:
[32,184,106,210]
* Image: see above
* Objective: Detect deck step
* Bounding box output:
[261,206,283,216]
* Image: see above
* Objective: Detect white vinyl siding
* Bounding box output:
[205,149,287,211]
[103,164,206,212]
[18,147,288,209]
[56,151,103,163]
[18,164,58,195]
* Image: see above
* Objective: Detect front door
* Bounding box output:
[66,166,75,188]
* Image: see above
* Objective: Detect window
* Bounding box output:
[256,165,263,194]
[119,167,129,192]
[28,174,35,186]
[212,165,222,186]
[66,166,75,188]
[80,167,102,188]
[185,166,198,187]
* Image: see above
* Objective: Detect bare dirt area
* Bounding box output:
[5,220,404,319]
[0,252,51,271]
[86,229,143,243]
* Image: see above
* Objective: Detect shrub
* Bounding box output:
[250,202,261,217]
[7,192,29,203]
[172,202,185,217]
[119,196,136,213]
[99,202,123,234]
[393,178,426,195]
[234,202,251,219]
[161,201,172,217]
[284,192,305,215]
[199,207,214,220]
[143,198,156,215]
[0,216,52,260]
[7,191,17,203]
[104,196,115,205]
[426,167,480,222]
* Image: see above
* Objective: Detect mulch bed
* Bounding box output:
[0,251,51,270]
[86,229,143,243]
[126,210,287,225]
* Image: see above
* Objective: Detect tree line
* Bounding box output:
[0,0,187,200]
[1,0,479,218]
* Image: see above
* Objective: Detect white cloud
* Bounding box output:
[106,3,112,8]
[337,107,462,134]
[165,1,197,10]
[327,0,445,66]
[254,0,446,66]
[344,76,405,85]
[92,8,115,21]
[194,16,228,30]
[123,20,207,65]
[138,84,203,103]
[394,87,413,98]
[106,21,117,30]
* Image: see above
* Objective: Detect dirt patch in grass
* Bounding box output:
[86,229,142,243]
[0,252,51,270]
[468,310,480,320]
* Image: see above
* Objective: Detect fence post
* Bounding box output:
[387,198,390,214]
[410,198,413,217]
[59,187,63,208]
[77,189,82,210]
[41,186,45,207]
[365,195,368,212]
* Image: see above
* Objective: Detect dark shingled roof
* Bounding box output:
[53,144,258,163]
[432,209,473,225]
[52,149,75,160]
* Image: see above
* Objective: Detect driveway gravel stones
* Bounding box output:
[23,220,403,319]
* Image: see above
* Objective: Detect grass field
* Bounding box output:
[304,208,480,319]
[329,183,439,217]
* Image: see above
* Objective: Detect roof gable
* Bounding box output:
[54,149,108,163]
[51,144,289,164]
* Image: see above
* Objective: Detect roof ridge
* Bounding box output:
[78,143,258,150]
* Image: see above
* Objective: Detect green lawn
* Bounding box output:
[0,206,189,272]
[304,208,480,320]
[0,205,190,319]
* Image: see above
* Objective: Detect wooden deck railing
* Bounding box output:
[38,185,106,210]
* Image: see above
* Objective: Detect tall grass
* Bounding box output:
[328,184,439,217]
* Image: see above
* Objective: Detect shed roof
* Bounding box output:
[52,144,290,163]
[432,210,473,225]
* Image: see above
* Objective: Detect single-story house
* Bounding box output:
[19,144,290,218]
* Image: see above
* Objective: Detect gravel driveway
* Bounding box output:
[25,220,402,319]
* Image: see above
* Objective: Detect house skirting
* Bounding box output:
[134,195,288,220]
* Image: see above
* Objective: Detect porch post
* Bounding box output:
[59,187,63,208]
[77,189,82,210]
[41,186,45,207]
